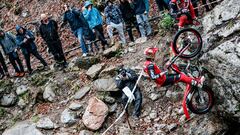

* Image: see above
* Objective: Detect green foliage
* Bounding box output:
[159,13,175,30]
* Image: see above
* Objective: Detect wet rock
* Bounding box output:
[69,102,82,111]
[43,84,56,102]
[82,97,108,130]
[2,121,43,135]
[149,93,160,101]
[186,115,228,135]
[69,56,100,70]
[74,86,90,100]
[86,63,106,80]
[103,44,121,58]
[79,130,94,135]
[93,78,118,91]
[167,123,178,131]
[149,110,158,120]
[0,93,17,107]
[36,117,55,129]
[99,65,117,78]
[16,85,28,96]
[60,109,77,125]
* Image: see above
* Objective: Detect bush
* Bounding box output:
[159,13,175,30]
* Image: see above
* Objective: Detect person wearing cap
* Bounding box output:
[16,25,48,74]
[128,0,152,39]
[143,47,204,87]
[104,0,126,45]
[0,28,25,77]
[115,65,142,118]
[83,1,108,51]
[39,13,67,69]
[61,4,90,57]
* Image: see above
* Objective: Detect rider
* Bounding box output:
[169,0,197,29]
[143,47,204,87]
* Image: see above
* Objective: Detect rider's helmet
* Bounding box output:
[144,47,158,59]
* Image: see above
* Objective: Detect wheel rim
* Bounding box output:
[175,30,201,56]
[191,90,212,112]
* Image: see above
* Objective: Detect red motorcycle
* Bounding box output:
[164,43,214,119]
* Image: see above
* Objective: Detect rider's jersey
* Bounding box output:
[144,60,166,86]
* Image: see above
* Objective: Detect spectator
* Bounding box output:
[16,25,48,74]
[104,0,126,45]
[0,28,25,77]
[83,1,108,51]
[61,4,90,57]
[39,14,67,69]
[115,66,142,118]
[155,0,169,12]
[0,50,9,79]
[129,0,152,39]
[119,0,140,43]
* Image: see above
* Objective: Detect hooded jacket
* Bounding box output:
[83,1,103,29]
[0,31,18,55]
[15,26,37,55]
[39,19,60,43]
[63,9,89,32]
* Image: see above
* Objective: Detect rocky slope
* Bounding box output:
[0,0,240,135]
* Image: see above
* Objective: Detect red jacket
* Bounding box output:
[144,60,166,86]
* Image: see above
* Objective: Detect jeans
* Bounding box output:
[75,27,88,54]
[93,24,108,49]
[23,49,47,72]
[8,52,24,73]
[0,52,8,75]
[136,14,152,37]
[107,22,126,44]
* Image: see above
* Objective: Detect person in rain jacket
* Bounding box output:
[115,65,142,118]
[0,28,25,77]
[83,1,108,51]
[16,25,48,74]
[39,13,67,69]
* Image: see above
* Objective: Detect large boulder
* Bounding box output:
[2,121,43,135]
[82,97,108,130]
[93,78,118,92]
[86,63,106,80]
[200,0,240,128]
